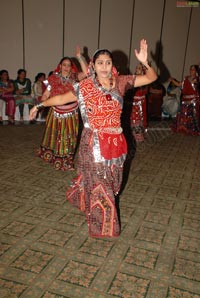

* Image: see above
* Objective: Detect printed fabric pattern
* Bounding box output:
[66,75,135,237]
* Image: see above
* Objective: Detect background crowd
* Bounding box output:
[0,68,46,124]
[0,61,200,138]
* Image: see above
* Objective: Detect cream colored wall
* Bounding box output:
[99,0,133,74]
[64,0,100,59]
[0,0,23,80]
[129,0,165,75]
[160,1,191,81]
[1,0,199,84]
[23,0,63,82]
[185,8,200,76]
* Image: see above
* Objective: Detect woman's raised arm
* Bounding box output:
[134,39,157,87]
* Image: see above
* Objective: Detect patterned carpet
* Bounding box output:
[0,121,200,298]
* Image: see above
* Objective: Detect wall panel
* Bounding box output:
[184,8,200,77]
[64,0,100,61]
[1,0,23,80]
[23,0,63,82]
[130,0,165,75]
[160,1,191,82]
[99,0,133,74]
[1,0,200,86]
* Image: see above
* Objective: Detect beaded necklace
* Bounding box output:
[95,76,113,101]
[59,74,72,86]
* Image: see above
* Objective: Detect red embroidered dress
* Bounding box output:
[131,86,148,142]
[66,75,135,238]
[172,76,200,135]
[37,73,79,170]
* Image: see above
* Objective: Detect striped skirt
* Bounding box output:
[37,106,79,171]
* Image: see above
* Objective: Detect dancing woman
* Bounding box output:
[37,47,87,171]
[131,62,148,142]
[30,39,157,238]
[171,65,200,135]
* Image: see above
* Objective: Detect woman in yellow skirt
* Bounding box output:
[37,47,87,170]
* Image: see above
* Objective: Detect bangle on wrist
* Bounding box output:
[36,102,44,110]
[142,61,151,68]
[77,55,84,61]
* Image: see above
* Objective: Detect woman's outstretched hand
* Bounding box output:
[135,39,148,64]
[29,106,38,120]
[75,45,82,59]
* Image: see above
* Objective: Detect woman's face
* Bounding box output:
[190,66,197,77]
[93,54,113,79]
[1,72,8,81]
[135,64,143,75]
[19,71,26,80]
[39,75,45,82]
[60,59,72,76]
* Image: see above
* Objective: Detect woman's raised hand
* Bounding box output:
[75,45,82,59]
[135,39,148,64]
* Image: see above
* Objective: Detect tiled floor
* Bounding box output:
[0,121,200,298]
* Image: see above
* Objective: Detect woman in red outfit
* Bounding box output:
[171,65,200,135]
[37,47,87,171]
[0,70,15,124]
[30,39,157,238]
[131,63,148,142]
